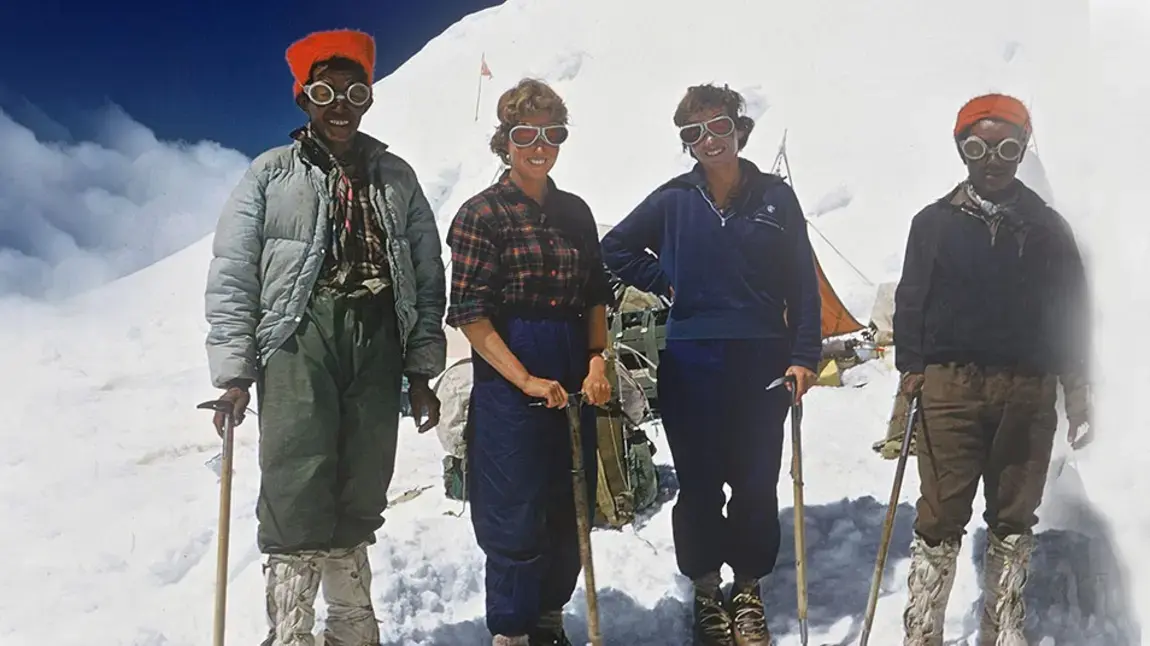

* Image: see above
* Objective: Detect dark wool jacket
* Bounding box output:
[893,180,1090,380]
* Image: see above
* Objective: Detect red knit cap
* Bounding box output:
[954,93,1032,139]
[286,29,376,97]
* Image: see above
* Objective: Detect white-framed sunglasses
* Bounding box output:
[678,115,736,146]
[509,124,569,148]
[959,135,1025,163]
[303,81,372,107]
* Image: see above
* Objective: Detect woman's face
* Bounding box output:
[680,106,740,168]
[506,111,567,182]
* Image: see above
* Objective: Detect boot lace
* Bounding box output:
[730,589,769,640]
[696,594,734,643]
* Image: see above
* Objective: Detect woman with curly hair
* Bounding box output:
[602,84,822,646]
[445,78,614,646]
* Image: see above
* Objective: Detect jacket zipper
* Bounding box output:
[696,186,735,227]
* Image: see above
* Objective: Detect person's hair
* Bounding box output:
[309,56,368,84]
[489,78,569,165]
[673,83,755,152]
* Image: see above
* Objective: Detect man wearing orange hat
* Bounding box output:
[203,29,447,646]
[893,93,1091,645]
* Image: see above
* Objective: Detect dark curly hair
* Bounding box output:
[489,78,569,165]
[673,83,755,152]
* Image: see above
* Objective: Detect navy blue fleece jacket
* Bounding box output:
[601,159,822,371]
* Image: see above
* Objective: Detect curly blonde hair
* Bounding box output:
[489,78,569,165]
[673,83,755,152]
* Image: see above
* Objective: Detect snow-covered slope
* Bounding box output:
[2,0,1148,644]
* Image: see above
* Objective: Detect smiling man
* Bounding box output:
[893,94,1092,645]
[203,29,446,646]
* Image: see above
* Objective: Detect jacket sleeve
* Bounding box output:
[402,176,448,380]
[1049,212,1091,399]
[205,161,267,389]
[600,189,671,298]
[782,186,822,372]
[893,208,935,374]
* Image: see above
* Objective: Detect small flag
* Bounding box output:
[480,54,492,78]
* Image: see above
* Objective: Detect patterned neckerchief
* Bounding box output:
[291,125,391,293]
[953,181,1029,254]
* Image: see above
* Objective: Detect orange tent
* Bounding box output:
[815,252,866,338]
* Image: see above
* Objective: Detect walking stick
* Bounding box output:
[784,375,810,646]
[562,393,603,646]
[859,392,921,646]
[197,399,238,646]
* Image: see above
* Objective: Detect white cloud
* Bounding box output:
[0,104,250,300]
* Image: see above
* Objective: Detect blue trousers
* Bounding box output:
[657,338,791,580]
[468,316,598,637]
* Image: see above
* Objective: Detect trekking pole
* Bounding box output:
[859,392,920,646]
[197,399,238,646]
[784,375,810,646]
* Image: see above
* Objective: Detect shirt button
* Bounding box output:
[550,270,557,276]
[550,299,557,306]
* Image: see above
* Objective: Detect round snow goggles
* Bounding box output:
[509,124,569,147]
[303,81,372,107]
[959,135,1025,163]
[678,115,736,146]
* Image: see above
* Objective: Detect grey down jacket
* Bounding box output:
[204,134,447,389]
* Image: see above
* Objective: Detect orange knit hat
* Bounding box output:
[954,93,1032,139]
[286,29,376,97]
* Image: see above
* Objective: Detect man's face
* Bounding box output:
[961,119,1026,195]
[300,63,373,146]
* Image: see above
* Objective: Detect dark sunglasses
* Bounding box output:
[959,135,1024,163]
[678,115,736,146]
[303,81,372,107]
[509,124,569,147]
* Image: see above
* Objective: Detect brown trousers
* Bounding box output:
[913,363,1059,545]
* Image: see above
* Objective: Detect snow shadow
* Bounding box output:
[405,590,696,645]
[396,616,489,645]
[765,496,916,642]
[404,496,913,645]
[956,460,1141,645]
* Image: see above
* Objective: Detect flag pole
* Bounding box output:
[474,53,485,122]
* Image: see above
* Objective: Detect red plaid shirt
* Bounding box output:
[446,173,613,327]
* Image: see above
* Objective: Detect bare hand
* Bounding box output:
[521,375,568,408]
[408,378,441,433]
[213,386,250,437]
[785,365,817,403]
[900,372,926,396]
[581,358,612,407]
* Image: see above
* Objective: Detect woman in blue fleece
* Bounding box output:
[601,84,821,646]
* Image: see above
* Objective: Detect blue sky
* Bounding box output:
[0,0,502,298]
[0,0,502,157]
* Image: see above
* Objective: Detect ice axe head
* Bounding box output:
[197,399,235,414]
